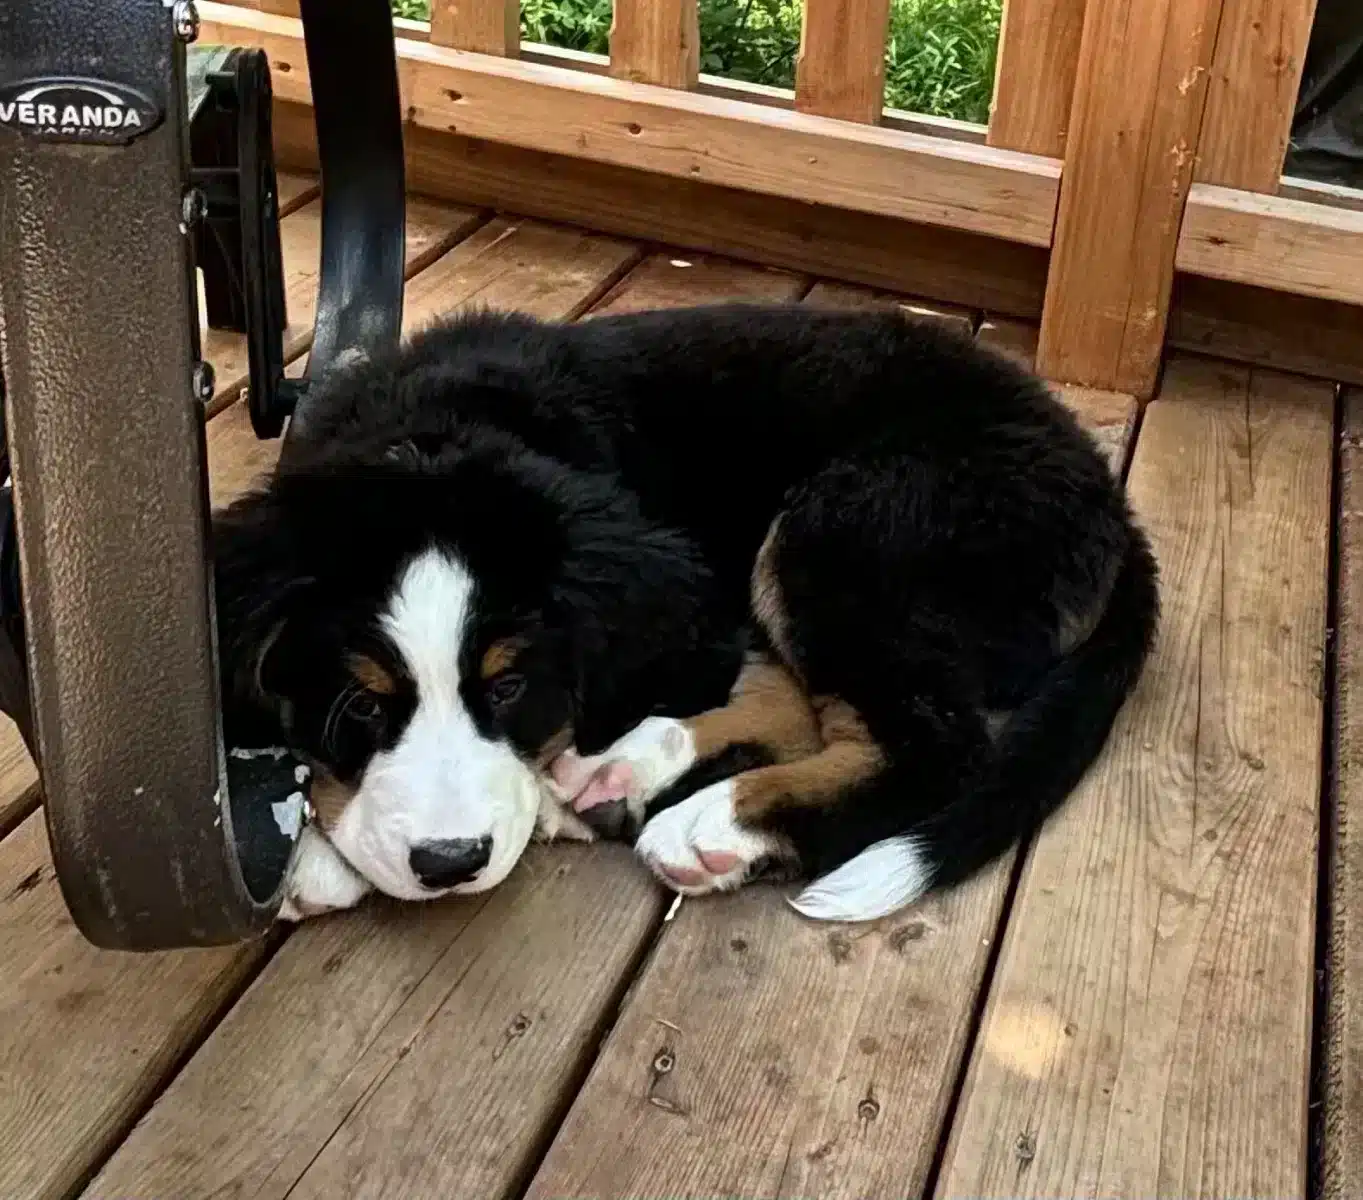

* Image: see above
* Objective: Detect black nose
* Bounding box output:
[409,836,493,890]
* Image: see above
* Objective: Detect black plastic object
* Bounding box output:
[284,0,407,445]
[1286,0,1363,189]
[0,0,407,949]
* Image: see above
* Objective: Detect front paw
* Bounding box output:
[633,780,783,895]
[549,717,697,838]
[277,825,373,922]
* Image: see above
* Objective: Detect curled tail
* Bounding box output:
[791,528,1160,922]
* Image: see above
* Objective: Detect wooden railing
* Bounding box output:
[206,0,1361,401]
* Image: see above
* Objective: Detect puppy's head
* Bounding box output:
[214,417,714,901]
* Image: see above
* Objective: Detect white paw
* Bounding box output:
[551,716,697,819]
[534,783,597,843]
[633,780,782,895]
[277,825,373,922]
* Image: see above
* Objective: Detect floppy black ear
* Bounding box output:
[549,486,719,755]
[211,489,318,744]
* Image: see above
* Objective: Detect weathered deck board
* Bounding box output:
[0,726,38,841]
[590,251,806,315]
[1325,386,1363,1200]
[0,195,486,1200]
[522,289,1138,1200]
[938,357,1331,1198]
[85,220,660,1200]
[803,279,976,338]
[0,815,261,1200]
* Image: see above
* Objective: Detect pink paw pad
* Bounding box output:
[658,863,708,888]
[696,848,743,876]
[571,762,637,813]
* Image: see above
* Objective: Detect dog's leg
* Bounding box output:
[278,825,374,921]
[633,697,888,895]
[549,653,822,837]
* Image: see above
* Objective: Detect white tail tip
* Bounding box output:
[787,835,933,923]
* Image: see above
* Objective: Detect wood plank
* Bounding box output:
[804,279,976,338]
[986,0,1086,157]
[0,195,484,1200]
[0,813,265,1200]
[794,0,891,124]
[84,220,673,1200]
[1177,183,1363,308]
[275,169,318,214]
[0,727,38,843]
[202,3,1062,249]
[274,101,1050,320]
[1326,386,1363,1200]
[590,251,804,315]
[938,355,1331,1197]
[609,0,699,89]
[1196,0,1318,192]
[522,299,1138,1200]
[429,0,519,57]
[1170,274,1363,390]
[1036,0,1228,397]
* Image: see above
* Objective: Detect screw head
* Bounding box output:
[192,362,215,403]
[172,0,200,42]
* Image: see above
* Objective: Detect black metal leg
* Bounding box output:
[285,0,407,445]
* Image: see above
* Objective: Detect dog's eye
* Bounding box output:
[487,673,526,709]
[349,692,385,725]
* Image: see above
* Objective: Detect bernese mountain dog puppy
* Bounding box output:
[212,303,1159,923]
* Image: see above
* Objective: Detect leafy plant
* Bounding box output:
[393,0,1002,124]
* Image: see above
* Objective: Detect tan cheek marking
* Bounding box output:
[481,637,528,680]
[348,654,397,696]
[686,655,822,765]
[307,769,358,834]
[534,723,575,770]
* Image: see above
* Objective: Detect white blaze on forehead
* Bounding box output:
[380,545,476,702]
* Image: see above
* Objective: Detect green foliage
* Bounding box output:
[393,0,1002,124]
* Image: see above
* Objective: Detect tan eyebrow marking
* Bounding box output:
[481,636,529,680]
[348,654,397,695]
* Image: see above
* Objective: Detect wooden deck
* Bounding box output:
[1,175,1353,1200]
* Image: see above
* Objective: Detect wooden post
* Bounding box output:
[794,0,892,124]
[1196,0,1319,192]
[609,0,699,89]
[1036,0,1227,398]
[429,0,520,57]
[985,0,1086,156]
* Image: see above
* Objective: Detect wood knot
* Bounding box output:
[888,920,928,951]
[1015,1131,1037,1164]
